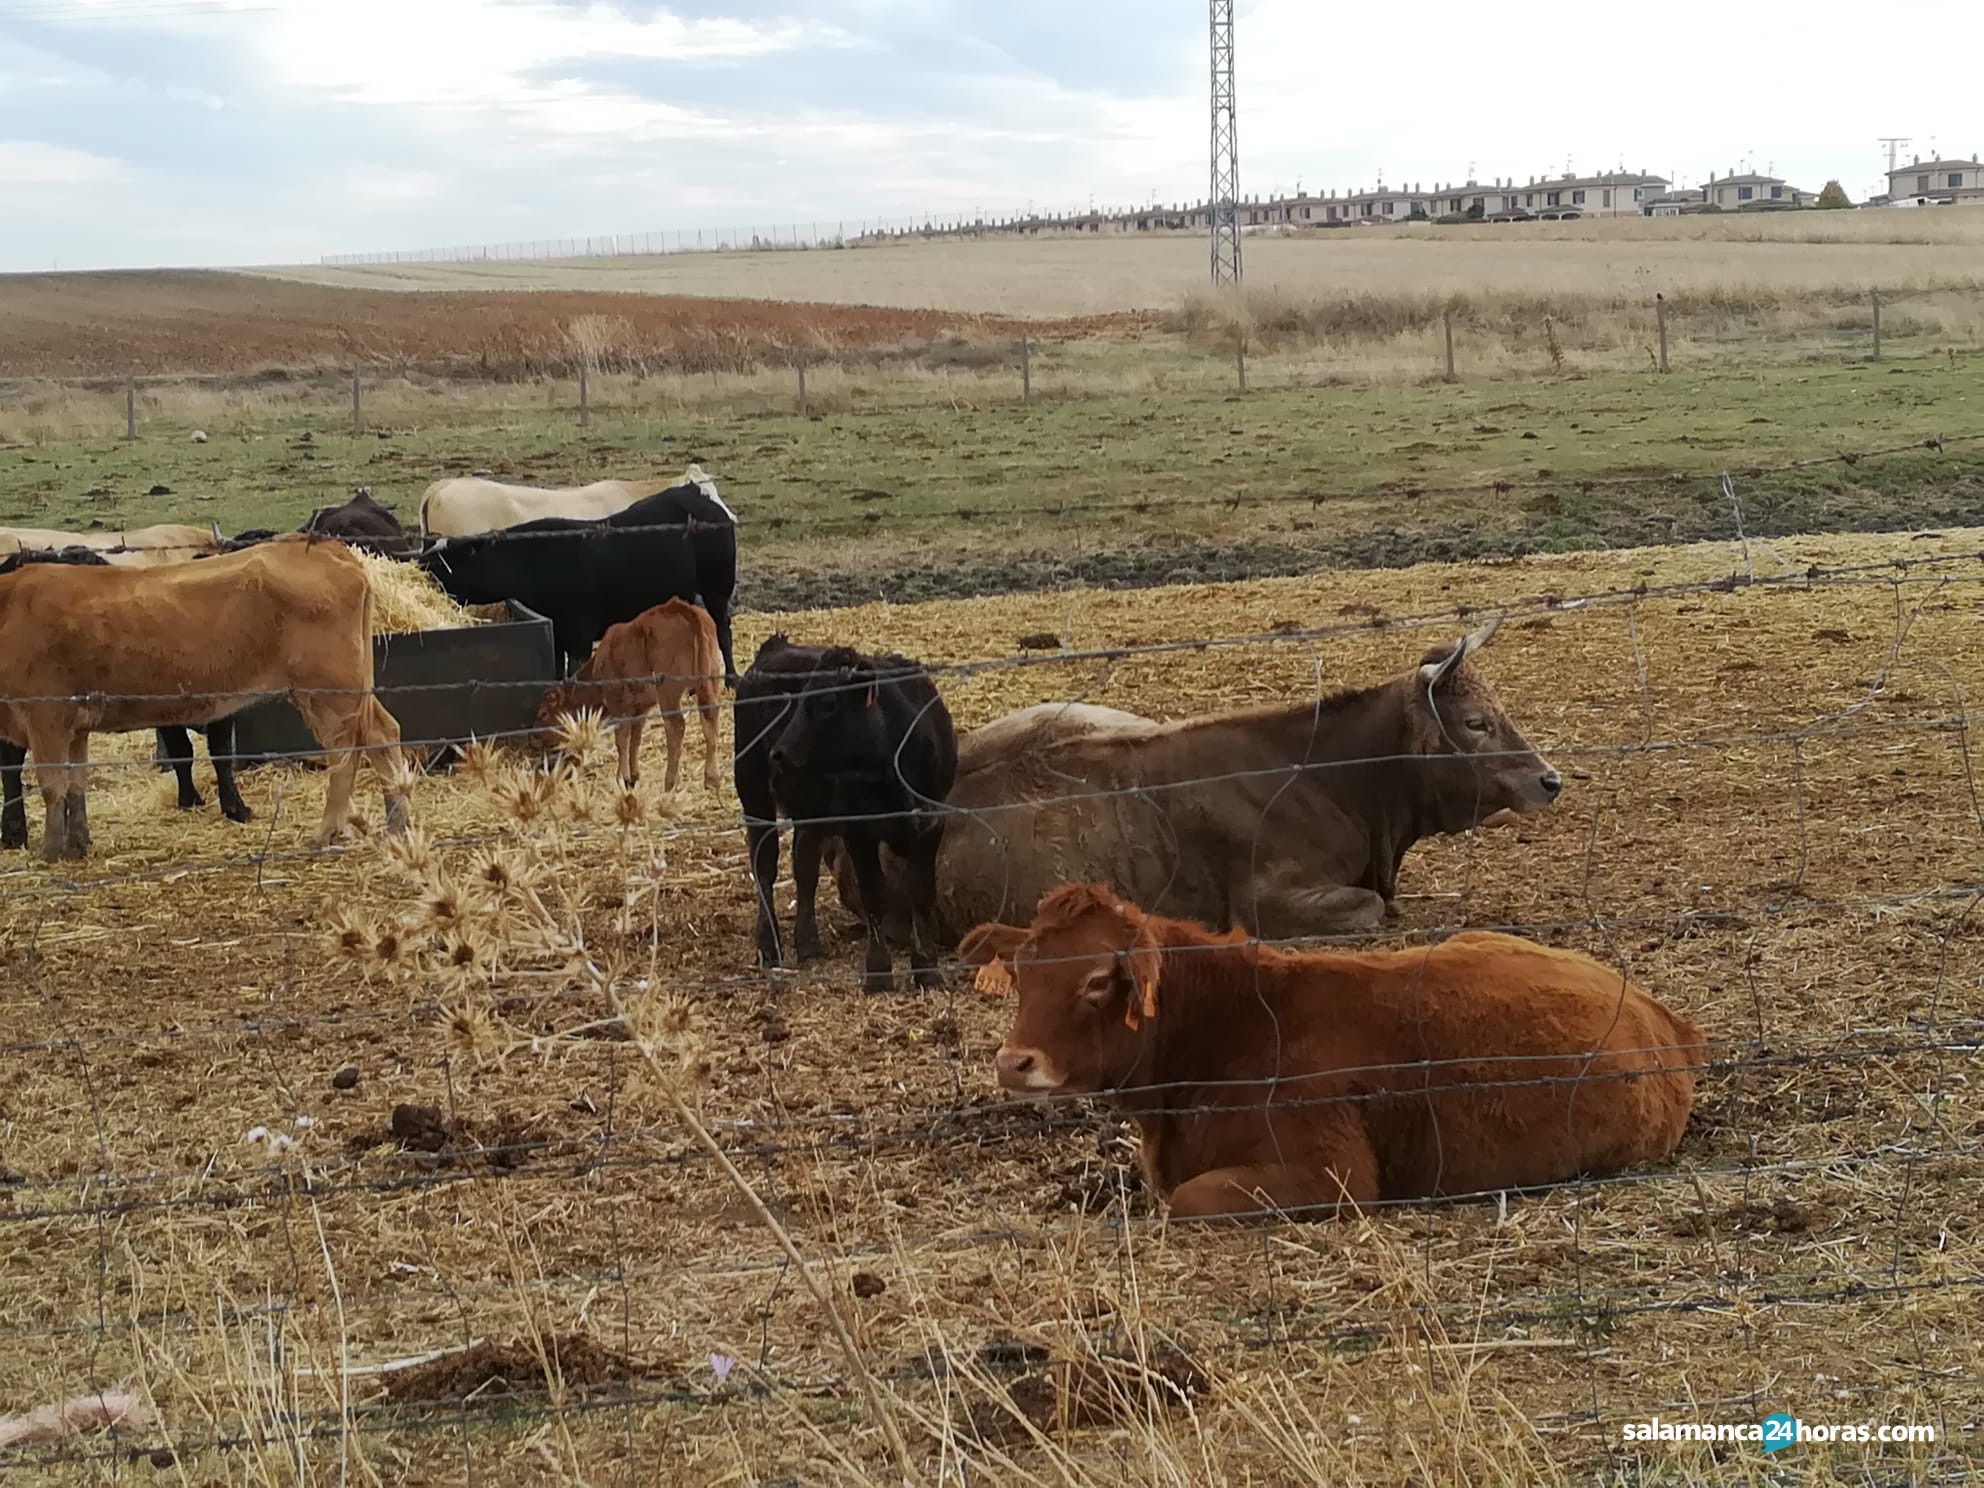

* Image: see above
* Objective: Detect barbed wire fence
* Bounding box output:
[3,449,1983,1479]
[10,284,1982,450]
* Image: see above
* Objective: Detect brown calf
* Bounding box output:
[962,883,1702,1221]
[0,535,409,861]
[533,598,722,791]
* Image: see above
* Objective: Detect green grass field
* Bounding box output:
[4,359,1980,608]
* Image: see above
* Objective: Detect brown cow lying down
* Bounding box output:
[533,598,723,791]
[961,883,1702,1221]
[0,535,410,861]
[838,618,1560,942]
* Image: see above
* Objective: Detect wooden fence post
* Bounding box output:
[1442,310,1457,382]
[1235,334,1247,394]
[351,369,362,434]
[1656,293,1669,373]
[1020,336,1032,404]
[1871,291,1882,362]
[578,362,590,427]
[124,376,137,440]
[796,360,808,414]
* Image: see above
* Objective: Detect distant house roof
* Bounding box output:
[1889,158,1983,174]
[1708,173,1791,186]
[1528,172,1668,190]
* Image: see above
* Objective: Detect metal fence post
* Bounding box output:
[1871,291,1882,362]
[579,362,590,427]
[1656,293,1669,373]
[1020,336,1032,403]
[124,376,137,439]
[351,369,363,434]
[1443,310,1457,382]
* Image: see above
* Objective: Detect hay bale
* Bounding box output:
[353,549,482,635]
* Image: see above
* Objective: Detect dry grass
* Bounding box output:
[262,211,1984,316]
[3,526,1982,1482]
[352,548,483,635]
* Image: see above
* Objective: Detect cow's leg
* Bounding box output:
[903,826,944,990]
[696,684,722,792]
[359,698,410,837]
[297,698,377,848]
[790,825,827,966]
[29,727,78,862]
[659,706,685,793]
[1248,864,1388,940]
[1168,1126,1380,1223]
[746,820,784,969]
[843,829,896,993]
[0,739,26,851]
[615,719,643,790]
[157,727,204,809]
[207,718,253,824]
[64,730,92,855]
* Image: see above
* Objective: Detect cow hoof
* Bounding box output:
[176,794,205,811]
[911,964,942,992]
[224,805,255,824]
[0,833,23,852]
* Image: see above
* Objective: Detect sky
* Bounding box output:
[0,0,1977,272]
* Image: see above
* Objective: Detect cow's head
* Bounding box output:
[1404,617,1561,825]
[767,648,888,780]
[961,883,1167,1098]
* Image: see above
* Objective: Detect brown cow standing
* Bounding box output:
[533,598,723,791]
[0,535,410,861]
[962,883,1702,1221]
[839,619,1562,943]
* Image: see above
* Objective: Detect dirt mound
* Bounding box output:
[0,270,1127,380]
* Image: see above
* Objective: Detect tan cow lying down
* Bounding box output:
[0,536,410,861]
[419,465,731,537]
[533,598,723,791]
[837,620,1561,942]
[0,524,220,567]
[962,883,1703,1221]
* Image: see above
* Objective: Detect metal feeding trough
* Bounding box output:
[231,599,558,766]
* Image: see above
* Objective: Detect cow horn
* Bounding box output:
[210,520,223,544]
[1461,613,1504,654]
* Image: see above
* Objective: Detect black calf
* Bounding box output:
[733,635,956,992]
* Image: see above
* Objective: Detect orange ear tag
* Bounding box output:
[973,957,1016,998]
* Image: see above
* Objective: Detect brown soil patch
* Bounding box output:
[381,1335,669,1405]
[0,270,1138,380]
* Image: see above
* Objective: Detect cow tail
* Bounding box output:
[697,607,724,692]
[358,565,379,692]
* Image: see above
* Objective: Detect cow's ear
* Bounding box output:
[1418,640,1466,690]
[958,922,1027,966]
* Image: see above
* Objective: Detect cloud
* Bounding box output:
[0,139,127,192]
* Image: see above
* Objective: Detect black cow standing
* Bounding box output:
[0,548,249,850]
[733,636,957,992]
[420,478,739,683]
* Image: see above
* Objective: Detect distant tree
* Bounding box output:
[1466,201,1485,220]
[1816,180,1852,210]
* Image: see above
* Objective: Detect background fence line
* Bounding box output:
[14,284,1982,447]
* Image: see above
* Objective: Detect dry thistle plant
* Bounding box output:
[1543,315,1567,374]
